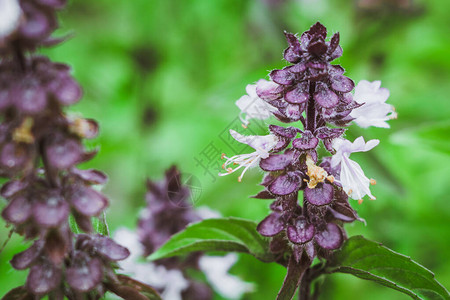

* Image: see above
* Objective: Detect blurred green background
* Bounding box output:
[1,0,450,299]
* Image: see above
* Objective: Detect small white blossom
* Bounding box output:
[199,254,254,300]
[331,137,379,202]
[0,0,22,40]
[220,130,278,182]
[236,80,277,127]
[114,225,253,300]
[113,228,189,300]
[350,80,397,128]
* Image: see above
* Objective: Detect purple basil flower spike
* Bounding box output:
[219,22,396,298]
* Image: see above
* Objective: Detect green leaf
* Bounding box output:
[93,212,109,236]
[327,236,450,300]
[148,217,275,263]
[68,214,81,234]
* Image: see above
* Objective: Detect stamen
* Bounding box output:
[370,178,376,185]
[326,175,335,183]
[348,189,353,195]
[222,163,226,169]
[305,154,329,189]
[13,117,34,144]
[221,153,226,159]
[358,199,363,205]
[241,123,248,129]
[227,168,233,173]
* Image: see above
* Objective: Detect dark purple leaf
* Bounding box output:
[314,223,343,250]
[2,196,32,224]
[251,190,275,199]
[1,143,29,170]
[292,131,318,150]
[269,125,300,139]
[69,185,108,217]
[32,194,69,227]
[26,262,61,295]
[331,75,354,93]
[285,83,309,104]
[66,256,103,292]
[256,81,283,101]
[270,69,294,85]
[268,172,303,196]
[314,127,345,140]
[19,3,55,40]
[10,241,44,270]
[287,218,315,244]
[328,45,343,61]
[327,33,340,55]
[304,183,334,206]
[45,135,82,169]
[283,32,302,63]
[308,41,327,56]
[1,180,27,198]
[285,104,303,121]
[309,22,327,38]
[94,235,130,261]
[257,212,285,237]
[71,168,108,185]
[260,153,294,171]
[306,61,327,70]
[314,82,339,108]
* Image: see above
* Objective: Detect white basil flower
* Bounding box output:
[236,80,277,127]
[199,254,254,299]
[220,130,278,182]
[351,80,397,128]
[331,137,379,202]
[0,0,22,40]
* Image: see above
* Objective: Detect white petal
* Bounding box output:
[340,156,375,200]
[0,0,22,39]
[196,206,222,219]
[352,80,394,128]
[199,254,254,299]
[235,81,276,126]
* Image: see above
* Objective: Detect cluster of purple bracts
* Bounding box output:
[222,23,383,270]
[0,1,131,298]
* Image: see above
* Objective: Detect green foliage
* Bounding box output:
[328,236,450,300]
[148,218,275,263]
